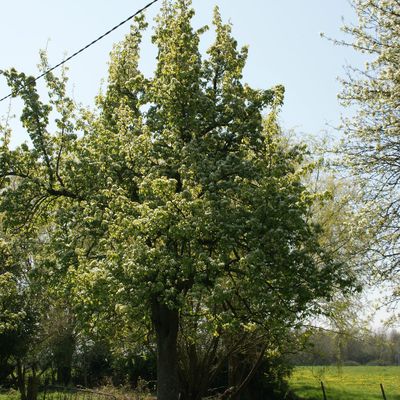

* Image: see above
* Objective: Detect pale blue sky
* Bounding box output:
[0,0,363,145]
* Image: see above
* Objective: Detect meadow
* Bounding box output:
[290,366,400,400]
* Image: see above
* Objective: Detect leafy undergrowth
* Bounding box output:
[97,380,155,400]
[0,382,155,400]
[290,366,400,400]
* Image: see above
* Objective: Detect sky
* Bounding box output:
[0,0,364,146]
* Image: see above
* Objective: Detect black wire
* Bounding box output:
[0,0,160,103]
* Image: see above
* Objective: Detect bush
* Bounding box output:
[342,360,360,366]
[366,359,391,366]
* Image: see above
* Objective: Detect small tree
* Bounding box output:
[0,230,40,400]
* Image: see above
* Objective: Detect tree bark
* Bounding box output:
[55,333,74,386]
[228,344,267,400]
[16,359,27,400]
[152,301,180,400]
[228,353,244,400]
[27,376,39,400]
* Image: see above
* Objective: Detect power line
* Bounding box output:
[0,0,160,103]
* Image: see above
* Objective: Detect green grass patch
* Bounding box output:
[290,366,400,400]
[0,392,19,400]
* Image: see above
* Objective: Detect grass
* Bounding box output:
[0,387,153,400]
[0,392,19,400]
[289,366,400,400]
[2,370,399,400]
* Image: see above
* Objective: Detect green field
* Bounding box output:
[290,366,400,400]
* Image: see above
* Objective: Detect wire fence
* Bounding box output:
[320,380,392,400]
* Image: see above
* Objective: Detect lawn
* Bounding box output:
[289,366,400,400]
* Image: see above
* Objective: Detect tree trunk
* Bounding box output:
[16,359,27,400]
[179,336,220,400]
[27,376,39,400]
[227,345,267,400]
[228,353,244,400]
[55,333,74,386]
[152,301,180,400]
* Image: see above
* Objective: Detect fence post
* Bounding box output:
[380,383,387,400]
[321,381,327,400]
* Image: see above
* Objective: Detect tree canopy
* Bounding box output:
[0,1,357,399]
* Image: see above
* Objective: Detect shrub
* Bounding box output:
[342,360,360,366]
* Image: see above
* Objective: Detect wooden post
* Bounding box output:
[321,381,327,400]
[380,383,387,400]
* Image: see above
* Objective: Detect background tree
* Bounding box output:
[291,326,400,366]
[335,0,400,306]
[0,227,42,400]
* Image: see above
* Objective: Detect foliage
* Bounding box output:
[0,1,357,398]
[291,328,400,366]
[0,228,39,391]
[336,0,400,304]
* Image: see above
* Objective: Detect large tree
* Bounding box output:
[337,0,400,298]
[1,1,355,399]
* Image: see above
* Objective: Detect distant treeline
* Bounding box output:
[291,329,400,366]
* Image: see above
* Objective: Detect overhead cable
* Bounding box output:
[0,0,160,103]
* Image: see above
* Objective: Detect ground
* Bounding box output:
[290,366,400,400]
